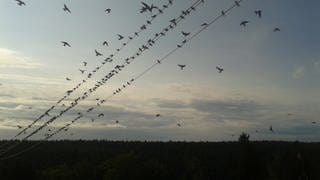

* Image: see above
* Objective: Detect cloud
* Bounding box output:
[0,48,42,69]
[292,66,305,79]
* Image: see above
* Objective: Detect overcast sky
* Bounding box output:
[0,0,319,141]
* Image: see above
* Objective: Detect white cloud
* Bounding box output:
[0,48,42,69]
[292,66,305,79]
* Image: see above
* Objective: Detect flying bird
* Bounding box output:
[177,123,181,127]
[98,113,104,117]
[273,27,280,32]
[269,125,274,132]
[240,21,249,27]
[61,41,71,47]
[105,8,111,14]
[254,10,262,18]
[63,4,71,13]
[83,61,87,66]
[178,64,186,70]
[79,69,86,74]
[103,41,109,46]
[95,49,103,56]
[156,114,160,117]
[201,23,208,27]
[181,31,191,37]
[117,34,124,40]
[216,66,224,73]
[15,0,25,6]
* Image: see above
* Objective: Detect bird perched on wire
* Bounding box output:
[66,77,71,81]
[181,31,191,37]
[83,61,87,66]
[63,4,71,13]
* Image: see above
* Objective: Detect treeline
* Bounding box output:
[0,140,319,180]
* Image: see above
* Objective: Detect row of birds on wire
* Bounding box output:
[13,0,206,140]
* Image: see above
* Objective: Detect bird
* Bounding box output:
[177,123,181,127]
[235,1,240,7]
[269,125,274,132]
[98,113,104,117]
[15,0,25,6]
[157,60,161,64]
[103,41,109,46]
[79,69,86,74]
[83,61,87,66]
[17,125,22,129]
[312,121,316,124]
[105,8,111,14]
[117,34,124,40]
[66,77,71,81]
[273,27,280,32]
[216,66,224,73]
[95,49,103,56]
[115,120,119,124]
[181,31,191,37]
[169,0,173,5]
[221,10,225,16]
[61,41,71,47]
[201,23,208,27]
[63,4,71,13]
[156,114,160,117]
[240,21,249,27]
[254,10,262,18]
[178,64,186,70]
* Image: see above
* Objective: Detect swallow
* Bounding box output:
[216,66,224,73]
[103,41,109,46]
[254,10,262,18]
[240,21,249,27]
[15,0,25,6]
[61,41,71,47]
[95,49,103,56]
[181,31,191,37]
[63,4,71,13]
[105,8,111,14]
[117,34,124,40]
[178,64,186,70]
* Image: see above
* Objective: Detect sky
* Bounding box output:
[0,0,319,141]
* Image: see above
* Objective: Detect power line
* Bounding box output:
[0,0,245,160]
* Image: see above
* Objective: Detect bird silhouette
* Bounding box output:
[83,61,87,66]
[63,4,71,13]
[201,23,208,27]
[169,0,173,5]
[240,21,249,27]
[103,41,109,46]
[216,66,224,73]
[117,34,124,40]
[115,120,119,123]
[66,77,71,81]
[156,114,160,117]
[235,1,240,7]
[177,123,181,127]
[105,8,111,14]
[98,113,104,117]
[221,10,225,16]
[181,31,191,37]
[79,69,86,74]
[15,0,25,6]
[273,27,280,32]
[312,121,316,124]
[269,125,274,132]
[178,64,186,70]
[157,60,161,64]
[95,49,103,56]
[61,41,71,47]
[255,10,262,18]
[17,125,22,129]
